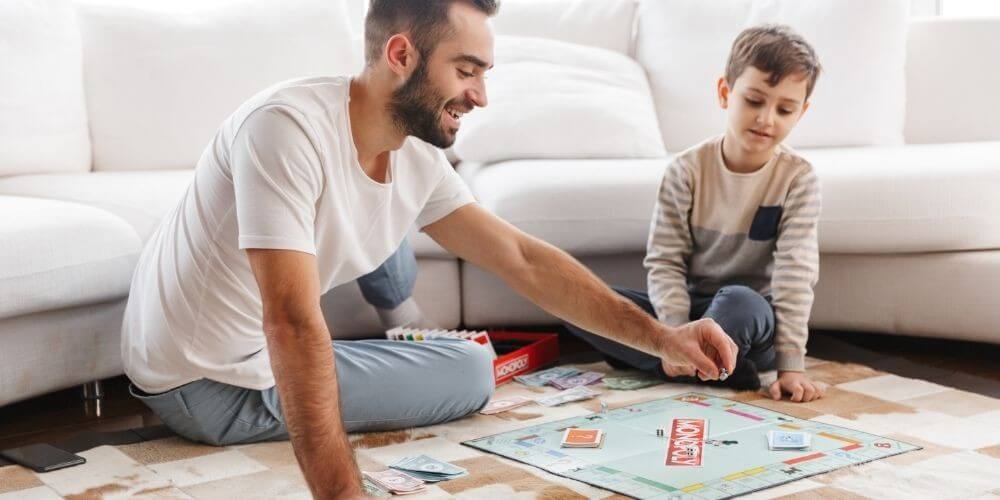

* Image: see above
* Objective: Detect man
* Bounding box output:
[121,1,738,498]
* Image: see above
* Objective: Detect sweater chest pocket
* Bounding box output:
[748,206,782,241]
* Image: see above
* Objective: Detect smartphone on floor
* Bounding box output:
[0,443,86,473]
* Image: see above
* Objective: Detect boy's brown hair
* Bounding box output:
[725,24,821,99]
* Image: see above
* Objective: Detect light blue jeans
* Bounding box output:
[131,239,495,445]
[131,339,494,445]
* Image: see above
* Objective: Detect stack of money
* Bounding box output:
[535,385,600,407]
[549,371,605,390]
[767,430,812,450]
[388,455,468,483]
[361,477,392,497]
[514,366,581,387]
[362,469,426,495]
[480,395,533,415]
[385,327,496,359]
[603,374,663,390]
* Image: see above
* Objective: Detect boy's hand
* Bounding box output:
[659,318,738,381]
[768,371,825,402]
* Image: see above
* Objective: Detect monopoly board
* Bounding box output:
[463,393,919,499]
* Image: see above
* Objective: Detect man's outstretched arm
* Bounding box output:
[424,204,737,378]
[246,248,364,500]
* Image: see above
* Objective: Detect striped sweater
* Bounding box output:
[644,135,821,371]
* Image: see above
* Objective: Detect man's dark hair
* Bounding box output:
[365,0,499,66]
[725,24,821,99]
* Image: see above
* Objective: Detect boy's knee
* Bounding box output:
[709,286,775,348]
[715,286,772,318]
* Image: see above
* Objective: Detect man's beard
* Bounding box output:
[389,62,459,149]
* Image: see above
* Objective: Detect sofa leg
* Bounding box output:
[82,380,104,417]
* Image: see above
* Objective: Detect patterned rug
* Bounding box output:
[2,357,999,499]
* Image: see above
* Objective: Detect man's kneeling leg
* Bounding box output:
[131,338,494,445]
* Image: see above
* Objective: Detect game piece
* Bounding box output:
[535,385,600,407]
[549,371,605,390]
[561,428,605,448]
[464,392,921,499]
[480,396,533,415]
[600,401,608,415]
[515,366,582,387]
[719,368,729,381]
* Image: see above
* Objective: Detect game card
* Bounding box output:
[561,428,604,448]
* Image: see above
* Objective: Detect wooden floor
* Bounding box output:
[1,329,997,452]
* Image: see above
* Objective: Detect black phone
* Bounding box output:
[0,443,86,473]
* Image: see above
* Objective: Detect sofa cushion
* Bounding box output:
[0,0,90,176]
[0,169,454,259]
[453,36,665,164]
[458,159,667,255]
[805,141,1000,253]
[0,196,141,320]
[635,0,908,152]
[491,0,637,55]
[462,141,1000,256]
[0,170,195,242]
[75,0,360,171]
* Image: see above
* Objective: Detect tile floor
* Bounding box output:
[0,328,997,463]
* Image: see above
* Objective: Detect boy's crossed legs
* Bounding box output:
[565,285,774,390]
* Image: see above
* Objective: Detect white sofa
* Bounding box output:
[1,0,998,407]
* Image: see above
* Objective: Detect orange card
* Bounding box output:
[561,428,604,447]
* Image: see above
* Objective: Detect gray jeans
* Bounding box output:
[564,285,776,379]
[356,238,418,310]
[130,339,494,446]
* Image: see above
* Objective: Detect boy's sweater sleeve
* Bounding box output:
[644,160,694,327]
[771,168,822,372]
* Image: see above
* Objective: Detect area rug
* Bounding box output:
[2,357,999,499]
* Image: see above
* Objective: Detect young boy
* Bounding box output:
[566,24,824,402]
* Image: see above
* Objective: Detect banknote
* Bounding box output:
[549,371,605,390]
[535,385,600,407]
[603,375,663,390]
[363,469,426,494]
[480,396,534,415]
[390,455,467,483]
[514,366,581,387]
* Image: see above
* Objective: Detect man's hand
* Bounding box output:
[425,205,737,379]
[768,371,826,402]
[658,318,737,380]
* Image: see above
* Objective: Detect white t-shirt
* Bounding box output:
[122,76,476,393]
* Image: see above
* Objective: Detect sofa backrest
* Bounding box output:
[491,0,637,56]
[75,0,361,172]
[4,0,999,179]
[0,0,91,177]
[635,0,911,152]
[904,17,1000,144]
